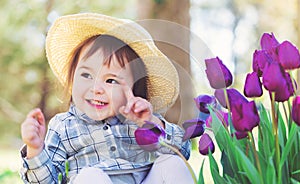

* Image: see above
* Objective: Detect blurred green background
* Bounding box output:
[1,0,300,183]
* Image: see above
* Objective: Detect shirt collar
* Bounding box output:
[68,104,125,125]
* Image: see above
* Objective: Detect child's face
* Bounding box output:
[72,42,134,121]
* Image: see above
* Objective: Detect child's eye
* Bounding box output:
[106,79,119,84]
[81,73,92,79]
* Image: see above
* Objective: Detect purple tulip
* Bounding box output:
[244,72,263,98]
[231,101,260,132]
[182,118,205,141]
[194,95,217,114]
[262,62,286,92]
[292,96,300,126]
[135,121,166,151]
[205,111,229,128]
[277,41,300,70]
[198,133,215,155]
[233,131,248,140]
[214,88,248,109]
[272,72,294,102]
[205,57,233,89]
[260,32,279,51]
[252,50,272,77]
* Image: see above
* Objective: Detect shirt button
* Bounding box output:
[167,135,171,140]
[110,146,116,151]
[103,125,109,130]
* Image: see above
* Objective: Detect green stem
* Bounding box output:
[270,92,281,184]
[248,131,263,183]
[282,102,289,127]
[223,88,234,134]
[287,100,293,129]
[258,124,263,143]
[160,141,197,184]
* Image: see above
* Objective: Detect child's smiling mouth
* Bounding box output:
[87,99,108,108]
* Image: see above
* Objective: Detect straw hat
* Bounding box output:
[46,13,179,112]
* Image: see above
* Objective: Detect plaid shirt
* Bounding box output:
[20,105,190,184]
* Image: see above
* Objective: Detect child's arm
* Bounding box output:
[20,112,66,183]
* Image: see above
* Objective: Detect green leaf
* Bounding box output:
[277,105,287,148]
[208,151,227,183]
[291,151,300,181]
[258,104,274,158]
[235,148,262,184]
[58,173,62,184]
[290,177,300,184]
[221,151,234,178]
[280,123,297,169]
[265,156,276,184]
[197,160,205,184]
[65,160,69,177]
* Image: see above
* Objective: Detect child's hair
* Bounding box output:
[65,35,148,104]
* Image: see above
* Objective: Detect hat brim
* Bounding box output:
[46,13,179,112]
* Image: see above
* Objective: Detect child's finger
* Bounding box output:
[133,99,150,113]
[124,98,138,114]
[119,79,135,101]
[27,108,45,126]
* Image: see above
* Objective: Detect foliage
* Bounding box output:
[0,169,22,184]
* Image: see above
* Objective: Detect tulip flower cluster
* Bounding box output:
[133,32,300,184]
[195,33,300,184]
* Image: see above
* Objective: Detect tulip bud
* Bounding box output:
[205,57,233,89]
[214,88,248,109]
[135,121,166,151]
[232,131,248,140]
[231,101,260,132]
[260,32,279,50]
[277,41,300,70]
[205,111,229,128]
[252,50,271,77]
[262,62,286,92]
[198,133,215,155]
[182,118,205,141]
[292,96,300,126]
[194,95,217,114]
[244,72,263,98]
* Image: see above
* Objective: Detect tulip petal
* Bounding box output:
[244,72,263,98]
[278,41,300,70]
[260,32,279,50]
[198,133,215,155]
[134,121,166,151]
[252,50,272,77]
[205,57,233,89]
[182,118,205,141]
[194,95,217,114]
[232,101,259,132]
[292,96,300,126]
[215,88,248,109]
[262,62,286,91]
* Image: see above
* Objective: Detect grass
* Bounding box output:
[0,148,23,184]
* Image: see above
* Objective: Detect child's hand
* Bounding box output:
[119,80,154,127]
[21,108,46,158]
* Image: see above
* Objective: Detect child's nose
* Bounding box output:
[92,80,105,94]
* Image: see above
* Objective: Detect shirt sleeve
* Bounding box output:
[20,117,67,184]
[155,114,191,160]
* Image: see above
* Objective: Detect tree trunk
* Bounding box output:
[137,0,194,125]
